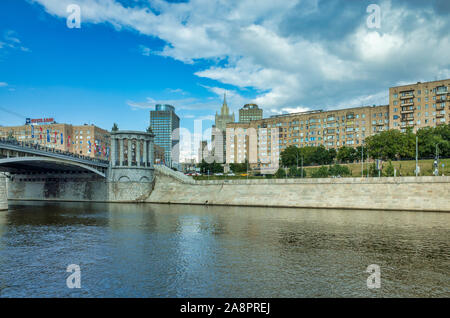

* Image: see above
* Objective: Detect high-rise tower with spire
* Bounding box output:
[211,92,235,163]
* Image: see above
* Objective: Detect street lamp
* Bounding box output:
[415,136,418,177]
[361,145,364,178]
[435,142,441,176]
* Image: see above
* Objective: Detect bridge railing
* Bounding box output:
[0,137,109,166]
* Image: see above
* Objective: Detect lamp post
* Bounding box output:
[435,143,440,176]
[301,156,304,178]
[415,136,418,177]
[361,145,364,178]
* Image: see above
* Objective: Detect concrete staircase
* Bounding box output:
[154,165,196,184]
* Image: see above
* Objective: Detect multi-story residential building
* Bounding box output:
[0,120,110,160]
[150,104,180,167]
[389,79,450,132]
[239,104,263,123]
[198,140,209,163]
[226,105,390,172]
[72,124,110,159]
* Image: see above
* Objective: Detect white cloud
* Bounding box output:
[0,82,8,87]
[32,0,450,113]
[0,30,30,53]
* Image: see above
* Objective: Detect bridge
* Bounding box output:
[0,138,109,179]
[0,131,159,209]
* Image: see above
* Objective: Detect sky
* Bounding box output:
[0,0,449,161]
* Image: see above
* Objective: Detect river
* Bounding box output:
[0,201,448,297]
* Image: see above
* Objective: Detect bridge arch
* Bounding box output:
[0,157,106,178]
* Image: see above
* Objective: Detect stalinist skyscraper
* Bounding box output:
[212,93,235,163]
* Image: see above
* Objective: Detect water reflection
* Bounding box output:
[0,201,448,297]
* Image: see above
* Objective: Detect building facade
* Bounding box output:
[239,104,263,123]
[226,105,390,172]
[150,104,180,167]
[211,94,235,163]
[0,121,110,160]
[389,79,450,132]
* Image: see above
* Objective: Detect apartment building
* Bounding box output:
[389,79,450,132]
[226,105,390,171]
[72,124,110,159]
[0,121,110,160]
[239,104,263,123]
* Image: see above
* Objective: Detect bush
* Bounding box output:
[328,164,351,177]
[384,160,395,177]
[288,166,301,177]
[275,168,286,178]
[369,163,378,177]
[310,166,329,178]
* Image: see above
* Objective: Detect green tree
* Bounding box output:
[312,145,334,165]
[280,145,301,167]
[365,129,415,160]
[337,146,357,163]
[230,160,248,173]
[417,124,450,158]
[199,159,224,174]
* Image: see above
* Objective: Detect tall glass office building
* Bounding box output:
[150,104,180,167]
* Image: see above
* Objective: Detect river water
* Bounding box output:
[0,201,448,297]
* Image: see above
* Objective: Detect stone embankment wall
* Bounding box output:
[147,172,450,212]
[0,174,7,210]
[7,178,153,203]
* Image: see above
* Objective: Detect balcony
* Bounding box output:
[436,105,445,111]
[436,113,445,118]
[436,90,448,95]
[400,94,414,100]
[401,102,414,107]
[401,108,414,114]
[376,122,384,126]
[401,117,414,122]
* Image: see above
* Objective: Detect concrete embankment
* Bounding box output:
[7,178,153,203]
[0,174,7,210]
[147,171,450,212]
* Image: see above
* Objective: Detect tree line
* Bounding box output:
[280,124,450,167]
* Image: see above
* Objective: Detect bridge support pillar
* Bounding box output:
[0,174,7,211]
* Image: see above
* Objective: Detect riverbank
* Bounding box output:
[147,171,450,212]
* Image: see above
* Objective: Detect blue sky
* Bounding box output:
[1,0,450,160]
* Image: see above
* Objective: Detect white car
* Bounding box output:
[227,173,235,176]
[214,173,224,176]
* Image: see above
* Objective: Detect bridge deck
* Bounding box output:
[0,139,109,168]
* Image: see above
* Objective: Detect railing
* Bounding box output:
[0,137,109,167]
